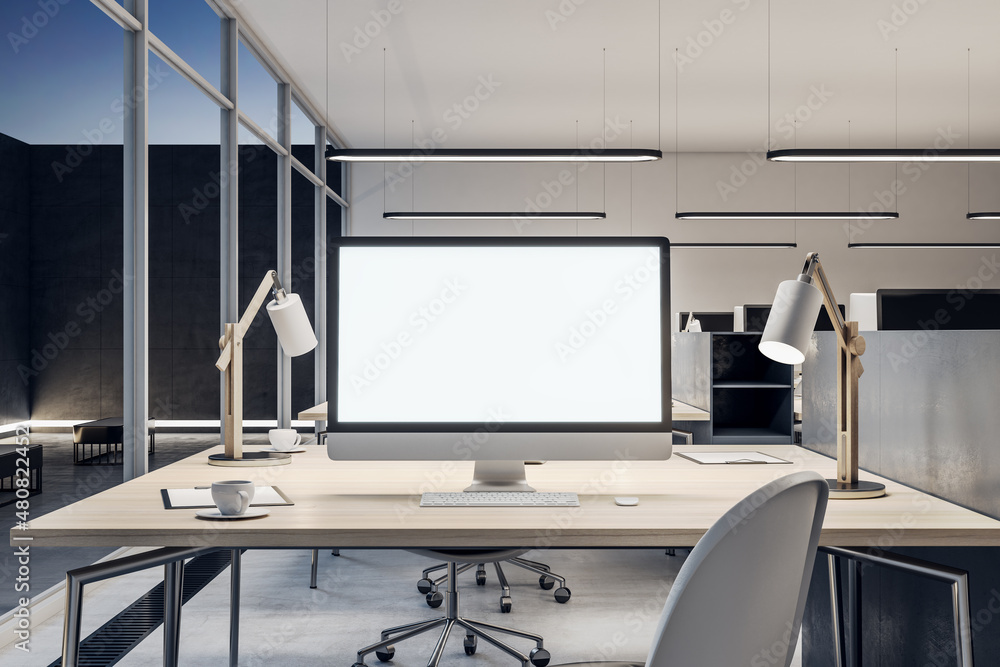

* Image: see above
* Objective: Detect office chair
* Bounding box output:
[417,556,571,611]
[550,471,828,667]
[353,549,552,667]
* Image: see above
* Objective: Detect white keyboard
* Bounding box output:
[420,492,579,507]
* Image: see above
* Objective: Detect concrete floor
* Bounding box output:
[2,547,800,667]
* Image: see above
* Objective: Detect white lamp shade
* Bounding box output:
[759,279,823,365]
[266,293,318,357]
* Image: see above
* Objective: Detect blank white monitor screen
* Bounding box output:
[336,242,665,425]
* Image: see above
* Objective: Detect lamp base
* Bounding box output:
[827,479,886,500]
[207,451,293,467]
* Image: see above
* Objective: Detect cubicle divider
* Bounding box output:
[801,330,1000,666]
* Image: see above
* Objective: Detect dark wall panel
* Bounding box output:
[0,133,30,424]
[18,137,327,424]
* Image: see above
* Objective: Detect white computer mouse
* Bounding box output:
[614,496,639,506]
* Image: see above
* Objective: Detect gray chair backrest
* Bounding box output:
[646,471,829,667]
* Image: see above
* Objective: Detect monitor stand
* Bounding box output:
[464,460,536,493]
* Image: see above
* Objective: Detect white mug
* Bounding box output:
[212,480,255,516]
[268,428,302,451]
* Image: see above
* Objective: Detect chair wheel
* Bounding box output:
[529,647,551,667]
[376,646,395,662]
[475,568,487,585]
[538,575,555,590]
[426,591,443,608]
[464,634,477,655]
[417,577,434,594]
[554,587,571,603]
[500,595,512,613]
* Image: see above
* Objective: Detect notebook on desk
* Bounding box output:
[161,486,293,509]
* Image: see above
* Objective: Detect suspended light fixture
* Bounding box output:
[849,242,1000,249]
[383,211,606,220]
[672,242,797,249]
[966,212,1000,220]
[676,212,898,220]
[768,148,1000,163]
[327,147,662,163]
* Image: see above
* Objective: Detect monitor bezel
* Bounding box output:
[327,236,671,434]
[876,288,1000,330]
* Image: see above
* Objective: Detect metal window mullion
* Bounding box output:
[343,163,351,236]
[325,185,349,209]
[277,83,292,428]
[123,0,149,482]
[237,112,288,157]
[291,155,322,187]
[314,126,327,433]
[90,0,142,31]
[220,17,239,446]
[148,33,233,111]
[209,0,348,149]
[122,0,149,480]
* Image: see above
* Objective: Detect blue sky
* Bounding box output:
[1,0,315,145]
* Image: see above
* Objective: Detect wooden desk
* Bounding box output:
[15,445,1000,549]
[298,400,712,423]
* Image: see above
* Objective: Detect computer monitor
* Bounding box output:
[744,303,845,333]
[326,237,672,491]
[678,311,734,332]
[876,289,1000,330]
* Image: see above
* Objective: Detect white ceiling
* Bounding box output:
[234,0,1000,152]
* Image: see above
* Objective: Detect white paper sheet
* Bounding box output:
[676,451,791,465]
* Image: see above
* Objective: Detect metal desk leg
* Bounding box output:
[827,553,846,667]
[62,573,85,667]
[60,547,210,667]
[952,571,974,667]
[310,548,319,588]
[163,559,184,666]
[822,546,975,667]
[230,549,241,667]
[846,557,862,667]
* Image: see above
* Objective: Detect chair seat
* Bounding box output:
[407,548,528,564]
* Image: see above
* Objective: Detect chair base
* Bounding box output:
[418,557,571,611]
[355,563,551,667]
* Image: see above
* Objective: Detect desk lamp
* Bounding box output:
[209,270,317,467]
[759,253,885,499]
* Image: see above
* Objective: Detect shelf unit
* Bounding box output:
[709,333,794,444]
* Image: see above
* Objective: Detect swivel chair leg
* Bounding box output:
[354,562,550,667]
[493,562,513,612]
[505,557,571,604]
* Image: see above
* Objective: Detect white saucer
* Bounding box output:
[195,508,270,520]
[261,446,307,453]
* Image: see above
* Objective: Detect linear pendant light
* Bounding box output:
[383,211,606,220]
[849,242,1000,249]
[672,242,798,249]
[768,148,1000,163]
[675,211,898,220]
[327,148,662,163]
[967,212,1000,220]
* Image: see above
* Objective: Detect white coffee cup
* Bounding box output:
[268,428,301,451]
[212,480,255,516]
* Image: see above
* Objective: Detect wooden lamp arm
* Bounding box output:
[215,270,285,370]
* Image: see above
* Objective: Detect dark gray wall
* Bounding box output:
[0,133,30,425]
[9,133,339,421]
